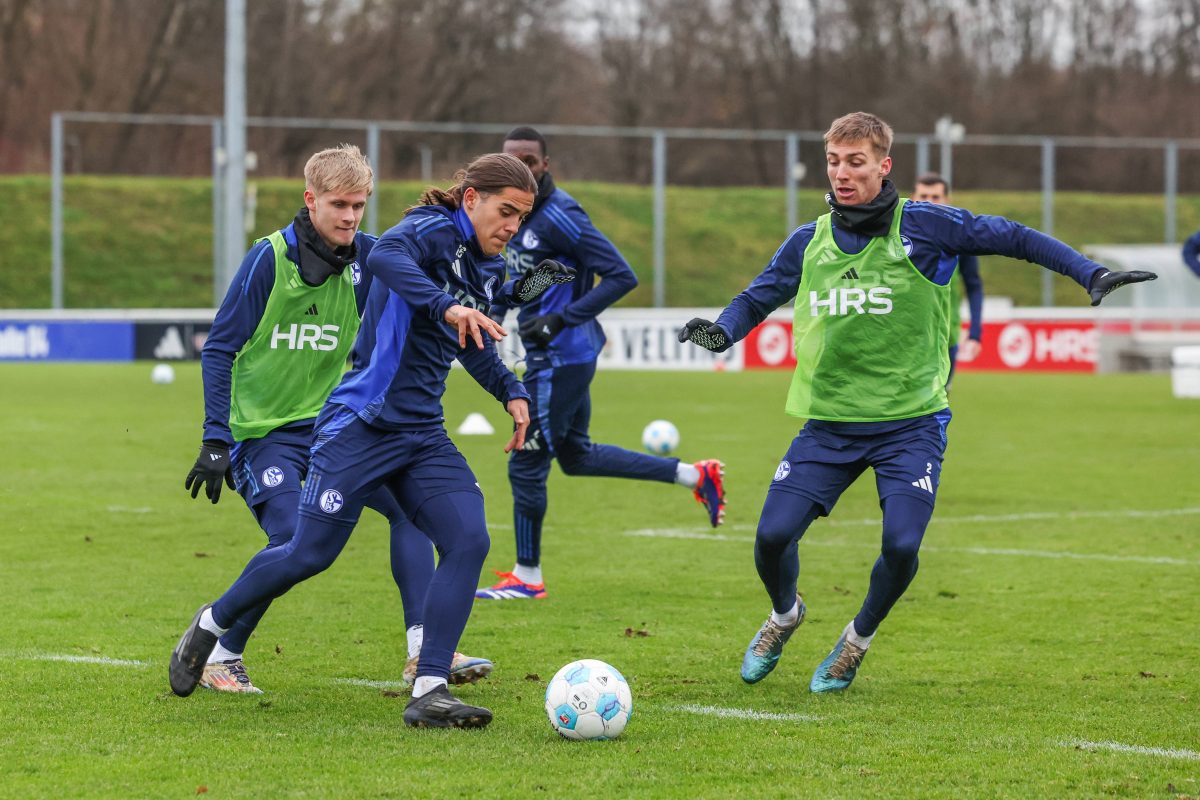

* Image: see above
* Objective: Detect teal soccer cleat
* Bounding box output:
[810,626,869,693]
[740,594,806,684]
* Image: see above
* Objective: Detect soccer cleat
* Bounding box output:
[740,594,806,684]
[169,603,220,697]
[810,627,869,693]
[200,659,264,694]
[402,685,493,729]
[693,459,726,527]
[402,652,495,686]
[474,570,547,600]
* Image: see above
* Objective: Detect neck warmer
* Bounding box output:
[532,171,557,215]
[826,180,899,238]
[293,207,358,286]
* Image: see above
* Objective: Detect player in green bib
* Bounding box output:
[680,112,1155,693]
[183,145,491,693]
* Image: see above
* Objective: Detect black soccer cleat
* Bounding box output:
[169,602,220,697]
[402,686,493,729]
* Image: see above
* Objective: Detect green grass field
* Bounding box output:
[5,174,1200,310]
[0,365,1197,799]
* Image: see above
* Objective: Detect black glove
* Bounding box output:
[518,312,566,349]
[514,259,576,303]
[185,441,235,504]
[1088,269,1157,306]
[678,318,729,352]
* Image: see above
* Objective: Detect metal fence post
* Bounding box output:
[916,137,930,177]
[367,123,380,235]
[222,0,247,294]
[1164,140,1178,244]
[939,141,952,187]
[211,120,225,306]
[51,113,64,309]
[652,130,666,308]
[1041,138,1055,306]
[785,133,798,234]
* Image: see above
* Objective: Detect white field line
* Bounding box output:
[105,505,154,514]
[715,506,1200,532]
[671,704,821,722]
[11,653,152,667]
[332,677,407,690]
[1063,739,1200,761]
[15,658,1195,760]
[626,528,1200,567]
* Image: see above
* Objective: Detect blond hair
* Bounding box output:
[304,144,374,196]
[824,112,894,159]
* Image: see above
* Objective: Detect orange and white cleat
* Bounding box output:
[474,570,547,600]
[200,659,264,694]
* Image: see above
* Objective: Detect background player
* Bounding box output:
[184,144,492,693]
[475,126,726,601]
[172,153,570,729]
[910,173,984,388]
[680,112,1155,694]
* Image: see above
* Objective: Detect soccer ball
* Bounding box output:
[641,419,679,455]
[545,659,633,741]
[150,363,175,384]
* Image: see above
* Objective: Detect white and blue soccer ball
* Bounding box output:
[641,419,679,455]
[545,659,633,741]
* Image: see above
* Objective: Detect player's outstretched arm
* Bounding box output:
[678,318,731,352]
[1088,269,1157,306]
[184,442,236,504]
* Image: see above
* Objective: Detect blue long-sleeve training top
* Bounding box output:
[715,200,1105,344]
[960,253,984,342]
[329,205,528,429]
[200,223,376,445]
[489,185,638,368]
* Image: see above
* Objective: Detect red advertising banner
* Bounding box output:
[743,319,1099,372]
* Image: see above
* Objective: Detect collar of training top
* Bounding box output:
[826,179,899,238]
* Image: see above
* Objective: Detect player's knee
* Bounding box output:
[755,517,798,551]
[880,531,921,569]
[449,525,490,565]
[556,446,591,476]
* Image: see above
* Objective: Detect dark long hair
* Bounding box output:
[409,152,536,215]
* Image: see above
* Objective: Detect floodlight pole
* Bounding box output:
[652,130,666,308]
[222,0,247,296]
[1041,139,1055,307]
[1164,141,1178,244]
[51,113,64,309]
[366,123,380,236]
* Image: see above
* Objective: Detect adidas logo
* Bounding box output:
[841,268,860,281]
[305,304,319,316]
[208,453,223,462]
[911,476,934,494]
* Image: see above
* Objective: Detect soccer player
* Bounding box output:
[680,112,1155,693]
[172,153,568,728]
[184,144,492,693]
[474,126,726,601]
[911,173,984,388]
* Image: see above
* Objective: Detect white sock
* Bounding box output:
[208,642,242,664]
[844,620,874,650]
[512,563,542,585]
[406,625,424,659]
[412,676,447,698]
[770,600,800,628]
[198,606,228,636]
[675,462,700,489]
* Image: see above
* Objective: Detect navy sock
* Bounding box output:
[558,443,678,483]
[366,487,434,630]
[217,495,298,654]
